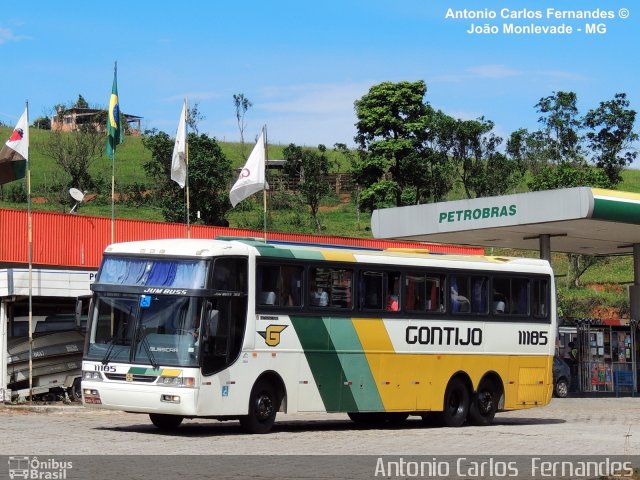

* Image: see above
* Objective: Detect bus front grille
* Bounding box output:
[104,373,158,383]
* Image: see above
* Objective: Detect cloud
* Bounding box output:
[162,91,223,102]
[259,82,372,115]
[467,64,523,78]
[0,27,29,45]
[432,64,584,83]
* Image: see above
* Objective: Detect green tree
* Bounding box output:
[74,94,89,109]
[450,117,523,199]
[526,90,623,191]
[536,91,582,164]
[354,81,429,209]
[283,143,333,232]
[528,162,610,191]
[233,93,252,158]
[32,116,51,130]
[187,102,205,135]
[506,129,552,175]
[583,93,638,186]
[525,91,628,288]
[40,124,104,193]
[142,129,232,225]
[412,108,457,204]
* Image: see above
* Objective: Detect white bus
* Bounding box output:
[81,238,556,433]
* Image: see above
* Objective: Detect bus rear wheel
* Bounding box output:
[240,379,279,434]
[149,413,184,430]
[438,377,470,427]
[468,379,498,426]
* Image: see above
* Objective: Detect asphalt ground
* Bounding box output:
[1,397,638,456]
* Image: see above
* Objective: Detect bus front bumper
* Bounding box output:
[82,380,199,416]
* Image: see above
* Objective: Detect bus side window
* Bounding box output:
[281,266,303,307]
[470,276,488,314]
[450,276,470,313]
[405,272,444,313]
[257,265,279,306]
[309,267,352,309]
[532,278,548,318]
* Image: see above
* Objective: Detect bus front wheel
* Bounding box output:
[149,413,184,430]
[438,377,470,427]
[240,379,279,434]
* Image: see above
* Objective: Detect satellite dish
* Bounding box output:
[69,188,85,202]
[69,188,85,213]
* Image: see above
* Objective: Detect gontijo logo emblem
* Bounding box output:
[258,325,288,347]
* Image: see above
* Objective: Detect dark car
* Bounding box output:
[553,355,571,398]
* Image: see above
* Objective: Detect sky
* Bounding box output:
[1,0,638,161]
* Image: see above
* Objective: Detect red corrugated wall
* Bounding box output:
[0,208,483,268]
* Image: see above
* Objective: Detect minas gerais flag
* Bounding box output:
[0,108,29,185]
[106,64,124,160]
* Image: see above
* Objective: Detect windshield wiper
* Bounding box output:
[101,318,127,365]
[136,323,159,370]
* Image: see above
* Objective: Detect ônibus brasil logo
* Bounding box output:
[8,456,73,479]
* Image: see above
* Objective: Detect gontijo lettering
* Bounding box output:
[439,204,516,223]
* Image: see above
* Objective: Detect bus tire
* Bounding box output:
[468,379,498,426]
[438,377,470,427]
[71,377,82,401]
[240,379,279,434]
[149,413,183,430]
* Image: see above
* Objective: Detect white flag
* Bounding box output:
[170,102,187,188]
[229,131,266,207]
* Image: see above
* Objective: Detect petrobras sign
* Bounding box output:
[438,204,517,225]
[371,187,593,238]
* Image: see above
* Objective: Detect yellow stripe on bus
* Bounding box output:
[320,250,356,262]
[352,318,425,411]
[352,318,552,412]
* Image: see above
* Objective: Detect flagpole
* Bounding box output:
[25,101,33,405]
[262,125,268,242]
[110,61,117,244]
[185,98,190,239]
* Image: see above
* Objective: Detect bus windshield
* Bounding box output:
[85,293,204,368]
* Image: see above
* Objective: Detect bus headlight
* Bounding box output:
[157,376,195,388]
[82,370,103,381]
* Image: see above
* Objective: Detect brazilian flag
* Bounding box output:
[106,63,124,160]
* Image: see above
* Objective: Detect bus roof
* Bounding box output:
[103,238,551,273]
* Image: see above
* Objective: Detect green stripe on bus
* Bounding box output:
[254,245,296,258]
[290,315,357,412]
[128,367,160,375]
[290,250,325,260]
[323,317,384,412]
[256,245,325,261]
[592,197,640,225]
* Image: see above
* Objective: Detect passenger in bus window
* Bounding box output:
[312,288,329,307]
[281,285,294,306]
[386,293,399,311]
[450,278,469,313]
[492,292,506,314]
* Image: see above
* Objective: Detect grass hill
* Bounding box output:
[1,127,637,319]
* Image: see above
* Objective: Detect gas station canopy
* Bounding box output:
[371,187,640,256]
